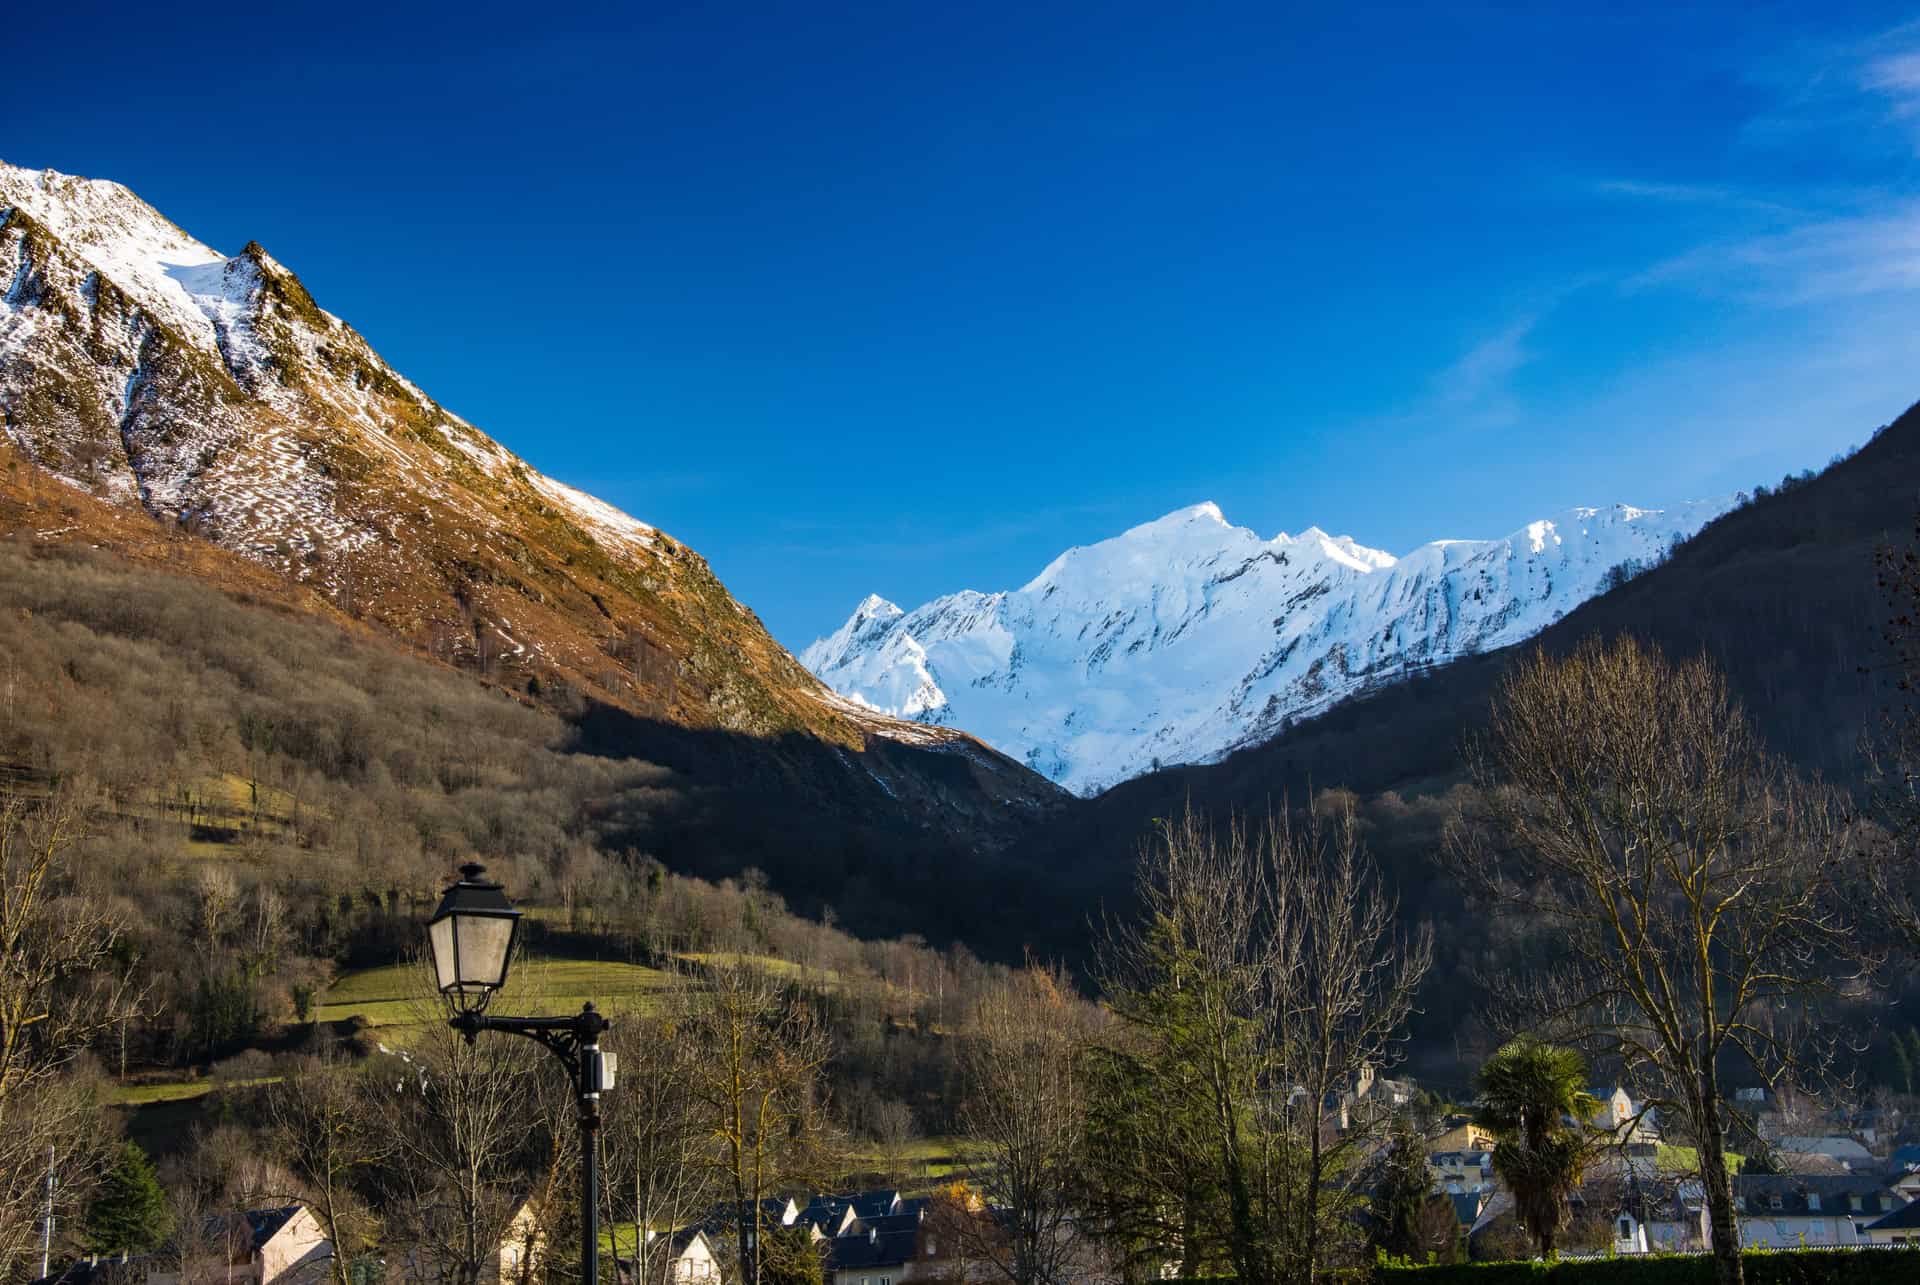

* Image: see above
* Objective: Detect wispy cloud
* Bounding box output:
[1862,32,1920,142]
[1588,178,1801,219]
[1601,21,1920,304]
[1395,20,1920,470]
[1863,49,1920,103]
[1633,199,1920,302]
[1429,316,1536,425]
[1737,18,1920,152]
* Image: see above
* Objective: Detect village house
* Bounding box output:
[1886,1144,1920,1203]
[1850,1106,1903,1147]
[681,1191,950,1285]
[1590,1086,1658,1144]
[819,1195,935,1285]
[1772,1151,1852,1177]
[690,1198,807,1251]
[825,1216,924,1285]
[1730,1175,1908,1247]
[798,1197,861,1240]
[146,1207,332,1285]
[1609,1176,1709,1253]
[1426,1117,1496,1155]
[620,1229,723,1285]
[497,1195,549,1285]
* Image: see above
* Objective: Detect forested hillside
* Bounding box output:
[0,517,1049,1178]
[0,443,1070,956]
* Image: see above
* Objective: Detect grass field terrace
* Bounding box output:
[314,957,679,1028]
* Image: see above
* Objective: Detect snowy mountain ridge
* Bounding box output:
[802,496,1734,794]
[0,160,1049,787]
[0,162,643,554]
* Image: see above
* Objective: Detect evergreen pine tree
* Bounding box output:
[1370,1115,1461,1264]
[84,1141,173,1255]
[1372,1115,1432,1258]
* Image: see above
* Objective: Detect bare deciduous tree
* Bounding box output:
[601,990,719,1285]
[685,961,838,1285]
[0,786,140,1282]
[955,964,1104,1285]
[265,1052,390,1285]
[1096,801,1430,1285]
[374,962,548,1285]
[1448,638,1863,1285]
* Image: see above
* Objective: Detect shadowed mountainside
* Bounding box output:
[1004,400,1920,1075]
[0,441,1063,948]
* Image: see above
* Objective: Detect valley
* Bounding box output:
[4,149,1919,1285]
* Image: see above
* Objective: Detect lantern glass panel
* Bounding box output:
[429,916,460,993]
[455,913,516,991]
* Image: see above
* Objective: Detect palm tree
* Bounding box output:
[1475,1039,1600,1259]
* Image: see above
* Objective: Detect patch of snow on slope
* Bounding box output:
[0,162,228,349]
[529,473,656,551]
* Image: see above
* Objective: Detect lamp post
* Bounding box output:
[426,863,618,1285]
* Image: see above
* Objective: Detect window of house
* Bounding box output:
[1618,1218,1632,1237]
[1768,1195,1783,1211]
[1851,1196,1864,1212]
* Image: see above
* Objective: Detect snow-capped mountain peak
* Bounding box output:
[802,496,1734,794]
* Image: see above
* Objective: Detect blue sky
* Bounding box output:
[9,2,1920,645]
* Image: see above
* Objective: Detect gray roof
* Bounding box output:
[29,1259,149,1285]
[1865,1200,1920,1233]
[1730,1175,1902,1217]
[825,1230,918,1272]
[849,1191,901,1220]
[1447,1191,1487,1228]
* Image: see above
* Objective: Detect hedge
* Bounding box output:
[1374,1247,1920,1284]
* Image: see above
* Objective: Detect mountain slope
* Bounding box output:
[803,497,1731,794]
[1019,404,1916,900]
[0,460,1071,953]
[0,161,815,734]
[0,161,1061,859]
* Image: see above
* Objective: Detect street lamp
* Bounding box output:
[427,863,618,1285]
